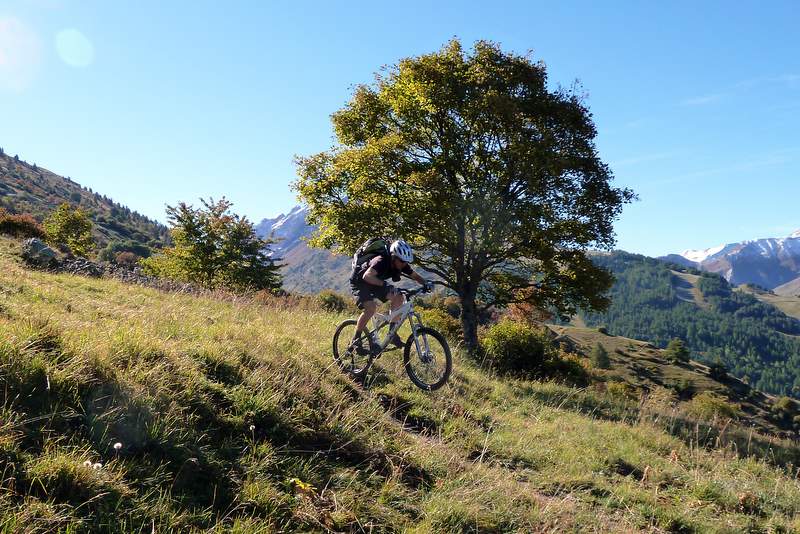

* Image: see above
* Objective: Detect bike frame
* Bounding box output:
[368,294,431,358]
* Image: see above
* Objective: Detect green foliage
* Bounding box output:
[0,209,46,239]
[142,198,282,291]
[668,378,695,400]
[480,320,555,376]
[317,289,349,313]
[420,308,463,343]
[590,342,611,369]
[294,39,634,350]
[708,358,728,381]
[98,239,152,263]
[582,252,800,396]
[665,338,690,363]
[687,392,741,420]
[771,396,799,429]
[42,202,94,256]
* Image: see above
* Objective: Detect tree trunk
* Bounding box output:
[460,289,480,353]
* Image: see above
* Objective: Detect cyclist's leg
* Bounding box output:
[388,288,405,347]
[356,300,377,334]
[351,282,381,350]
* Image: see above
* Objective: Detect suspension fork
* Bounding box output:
[408,312,430,359]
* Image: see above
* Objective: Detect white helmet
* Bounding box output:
[390,239,413,262]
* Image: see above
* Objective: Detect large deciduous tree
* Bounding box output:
[295,40,635,351]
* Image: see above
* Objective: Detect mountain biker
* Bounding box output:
[351,239,431,353]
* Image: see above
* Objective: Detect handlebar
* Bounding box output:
[397,280,443,298]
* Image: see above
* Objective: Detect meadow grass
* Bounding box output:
[1,237,799,532]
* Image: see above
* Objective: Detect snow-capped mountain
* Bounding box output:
[664,229,800,294]
[255,205,311,257]
[255,206,352,294]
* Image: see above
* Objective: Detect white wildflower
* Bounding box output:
[249,425,255,432]
[82,460,92,468]
[92,462,103,469]
[113,442,122,451]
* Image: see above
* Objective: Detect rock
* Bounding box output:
[62,257,104,277]
[21,238,59,268]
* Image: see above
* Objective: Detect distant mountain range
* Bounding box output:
[661,230,800,295]
[258,205,800,297]
[0,151,167,248]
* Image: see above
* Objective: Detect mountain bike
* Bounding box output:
[332,284,452,391]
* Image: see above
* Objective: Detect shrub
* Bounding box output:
[664,338,690,363]
[542,352,590,387]
[0,210,46,239]
[43,203,94,256]
[114,251,140,266]
[707,358,728,380]
[590,343,611,369]
[770,396,799,429]
[421,308,463,343]
[480,320,555,377]
[686,391,740,420]
[668,378,695,400]
[606,381,638,401]
[317,290,349,313]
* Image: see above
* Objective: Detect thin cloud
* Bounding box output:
[680,93,727,106]
[735,74,800,89]
[647,150,795,186]
[0,16,42,92]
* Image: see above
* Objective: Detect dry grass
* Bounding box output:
[1,236,799,532]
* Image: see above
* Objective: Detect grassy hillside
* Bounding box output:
[1,237,800,532]
[0,151,167,248]
[739,284,800,322]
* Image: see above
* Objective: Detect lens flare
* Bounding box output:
[55,28,94,67]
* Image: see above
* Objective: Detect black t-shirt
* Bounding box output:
[364,255,412,281]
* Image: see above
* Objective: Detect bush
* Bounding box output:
[114,251,140,267]
[686,391,740,420]
[590,343,611,369]
[0,209,46,239]
[317,290,349,313]
[480,320,555,377]
[770,396,799,429]
[98,240,152,262]
[664,338,690,363]
[420,308,463,343]
[542,352,590,387]
[707,359,728,380]
[43,203,94,257]
[607,381,638,401]
[668,378,695,400]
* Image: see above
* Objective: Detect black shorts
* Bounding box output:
[351,281,392,309]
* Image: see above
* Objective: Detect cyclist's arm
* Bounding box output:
[408,270,426,285]
[362,268,385,287]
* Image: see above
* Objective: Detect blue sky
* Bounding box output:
[1,0,798,257]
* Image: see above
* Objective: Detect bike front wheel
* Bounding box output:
[333,319,372,378]
[403,327,452,391]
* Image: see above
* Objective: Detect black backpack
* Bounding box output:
[349,237,391,282]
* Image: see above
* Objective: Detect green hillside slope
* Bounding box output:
[582,252,800,396]
[1,237,800,532]
[0,151,167,248]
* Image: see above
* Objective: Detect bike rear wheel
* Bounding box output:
[403,327,452,391]
[333,319,373,378]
